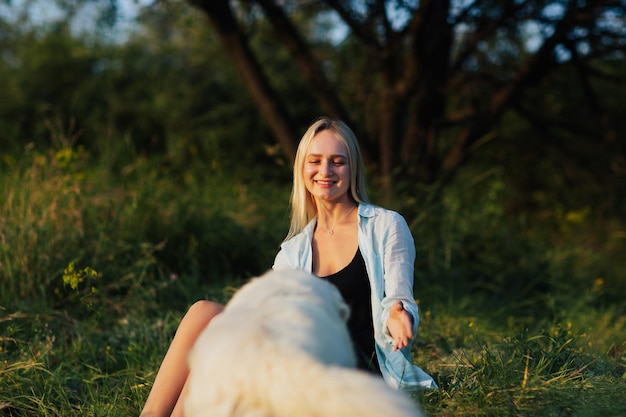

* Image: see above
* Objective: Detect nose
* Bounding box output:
[320,160,333,176]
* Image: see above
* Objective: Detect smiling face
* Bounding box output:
[303,130,352,205]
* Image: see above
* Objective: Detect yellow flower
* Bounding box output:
[62,261,100,290]
[564,207,589,224]
[593,277,605,288]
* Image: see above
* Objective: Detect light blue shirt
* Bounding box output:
[273,203,437,390]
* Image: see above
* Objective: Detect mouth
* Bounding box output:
[315,180,335,186]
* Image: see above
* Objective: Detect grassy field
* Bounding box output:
[1,143,624,416]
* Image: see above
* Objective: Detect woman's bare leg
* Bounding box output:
[140,300,224,417]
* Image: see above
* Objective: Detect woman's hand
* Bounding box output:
[386,301,413,352]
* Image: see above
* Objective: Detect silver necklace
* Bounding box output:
[325,206,356,235]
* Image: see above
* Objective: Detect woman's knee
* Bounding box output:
[181,300,224,330]
[189,299,224,315]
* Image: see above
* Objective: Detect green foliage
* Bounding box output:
[1,138,625,415]
[402,166,625,321]
[391,163,626,415]
[0,135,287,315]
[0,3,291,182]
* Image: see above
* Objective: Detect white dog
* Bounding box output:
[184,269,425,417]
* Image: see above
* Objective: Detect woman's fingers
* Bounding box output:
[389,301,413,351]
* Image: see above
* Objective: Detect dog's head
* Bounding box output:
[225,269,351,323]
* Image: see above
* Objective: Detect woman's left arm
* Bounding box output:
[380,212,419,351]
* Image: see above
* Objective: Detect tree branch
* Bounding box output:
[323,0,381,47]
[252,0,352,124]
[188,0,298,160]
[441,0,586,172]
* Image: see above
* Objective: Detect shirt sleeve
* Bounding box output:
[272,246,291,271]
[379,211,419,341]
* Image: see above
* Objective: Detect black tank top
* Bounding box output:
[320,248,381,374]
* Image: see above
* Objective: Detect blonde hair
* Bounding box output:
[285,117,370,241]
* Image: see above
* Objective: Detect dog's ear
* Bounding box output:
[330,289,351,322]
[338,301,350,321]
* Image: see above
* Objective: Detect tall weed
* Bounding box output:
[0,137,287,314]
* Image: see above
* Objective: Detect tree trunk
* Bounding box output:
[189,0,298,160]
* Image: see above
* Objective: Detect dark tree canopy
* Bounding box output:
[1,0,624,201]
[186,0,626,198]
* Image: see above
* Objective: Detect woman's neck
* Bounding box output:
[316,200,358,235]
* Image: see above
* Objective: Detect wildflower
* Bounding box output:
[63,261,100,290]
[593,277,604,289]
[564,207,589,224]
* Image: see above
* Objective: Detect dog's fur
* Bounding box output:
[184,269,425,417]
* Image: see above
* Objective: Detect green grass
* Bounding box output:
[414,305,626,416]
[1,142,625,416]
[2,295,624,416]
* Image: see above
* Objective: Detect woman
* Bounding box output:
[140,117,435,417]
